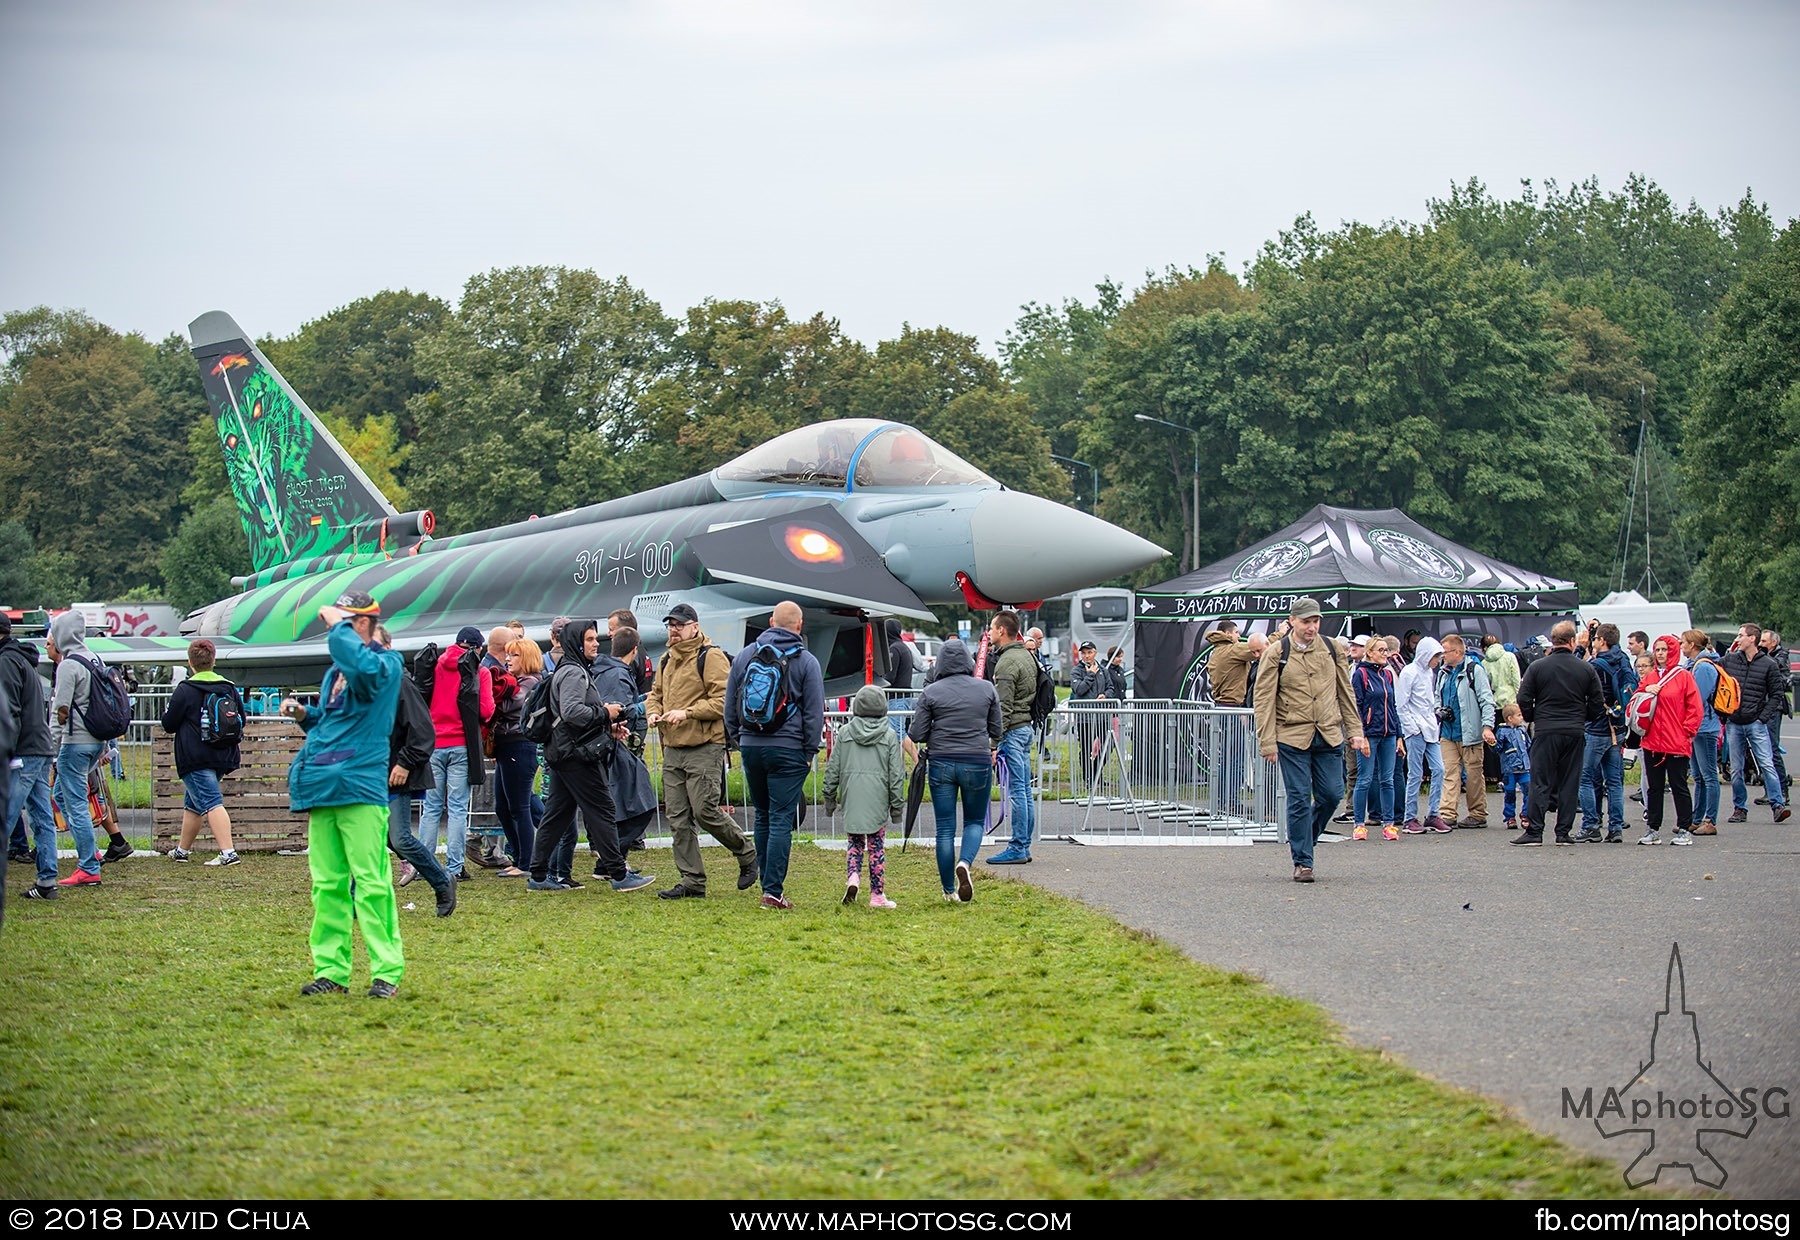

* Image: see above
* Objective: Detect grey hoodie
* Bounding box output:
[907,638,1002,758]
[821,684,906,835]
[49,611,101,749]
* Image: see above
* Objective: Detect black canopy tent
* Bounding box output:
[1134,505,1577,701]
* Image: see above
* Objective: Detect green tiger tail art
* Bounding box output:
[190,311,399,575]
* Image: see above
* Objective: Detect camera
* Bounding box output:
[1436,706,1455,722]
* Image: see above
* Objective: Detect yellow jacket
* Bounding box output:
[1253,636,1364,752]
[646,629,729,748]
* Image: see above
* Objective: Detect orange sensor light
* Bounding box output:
[784,527,845,564]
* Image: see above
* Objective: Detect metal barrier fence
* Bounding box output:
[1039,700,1282,844]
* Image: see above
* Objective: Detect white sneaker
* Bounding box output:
[169,848,192,862]
[1670,830,1693,846]
[205,851,241,867]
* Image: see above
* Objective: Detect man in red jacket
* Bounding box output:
[1636,634,1704,846]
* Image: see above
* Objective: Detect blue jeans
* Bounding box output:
[1352,735,1397,824]
[1276,731,1344,870]
[929,758,992,894]
[1501,772,1531,821]
[7,756,56,886]
[418,745,470,876]
[55,743,104,876]
[888,697,913,744]
[1726,721,1785,811]
[1691,730,1722,823]
[997,725,1035,851]
[491,740,541,874]
[1580,734,1626,832]
[1402,733,1444,824]
[387,793,448,891]
[741,746,810,899]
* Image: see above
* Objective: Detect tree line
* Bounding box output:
[0,174,1793,634]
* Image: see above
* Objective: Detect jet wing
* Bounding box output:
[686,506,934,621]
[81,630,469,675]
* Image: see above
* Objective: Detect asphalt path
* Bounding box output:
[998,792,1799,1200]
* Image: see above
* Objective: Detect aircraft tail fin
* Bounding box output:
[189,311,399,574]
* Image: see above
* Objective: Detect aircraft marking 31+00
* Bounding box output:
[86,311,1167,687]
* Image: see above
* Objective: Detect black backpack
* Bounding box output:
[519,673,556,744]
[1029,656,1058,728]
[69,653,131,741]
[198,683,244,747]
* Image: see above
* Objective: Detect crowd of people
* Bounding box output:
[4,588,1787,973]
[1237,598,1792,883]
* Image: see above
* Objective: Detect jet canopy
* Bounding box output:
[714,420,996,492]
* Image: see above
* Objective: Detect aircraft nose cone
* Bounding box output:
[969,492,1167,602]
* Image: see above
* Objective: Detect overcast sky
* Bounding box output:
[2,1,1794,355]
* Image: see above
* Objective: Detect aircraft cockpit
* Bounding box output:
[713,419,996,494]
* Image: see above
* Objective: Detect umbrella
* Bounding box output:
[983,750,1009,834]
[902,750,928,850]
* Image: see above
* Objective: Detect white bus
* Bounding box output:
[1028,588,1135,685]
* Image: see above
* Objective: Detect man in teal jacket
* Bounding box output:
[280,592,405,999]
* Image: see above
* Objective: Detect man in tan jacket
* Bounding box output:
[646,603,758,898]
[1253,597,1368,883]
[1205,623,1265,707]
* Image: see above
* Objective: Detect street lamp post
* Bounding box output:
[1050,453,1098,511]
[1134,413,1199,573]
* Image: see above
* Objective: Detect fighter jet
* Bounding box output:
[85,311,1166,686]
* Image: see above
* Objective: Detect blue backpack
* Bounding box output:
[738,641,798,733]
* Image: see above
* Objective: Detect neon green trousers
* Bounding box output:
[307,803,405,986]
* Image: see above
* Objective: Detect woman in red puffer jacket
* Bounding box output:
[1637,634,1703,846]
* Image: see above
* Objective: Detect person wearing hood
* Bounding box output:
[416,626,495,881]
[589,626,657,859]
[726,602,825,910]
[1680,629,1725,835]
[528,619,654,893]
[0,675,14,924]
[908,636,1002,902]
[822,684,906,908]
[1576,623,1638,844]
[278,591,406,998]
[1481,635,1521,711]
[647,604,757,900]
[1395,634,1447,834]
[1636,634,1704,846]
[885,618,916,743]
[2,614,61,902]
[45,611,108,885]
[1435,635,1497,829]
[1514,620,1607,846]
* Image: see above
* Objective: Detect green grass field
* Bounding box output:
[0,846,1630,1199]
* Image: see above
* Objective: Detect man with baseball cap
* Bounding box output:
[646,602,757,898]
[1253,597,1367,883]
[280,591,407,998]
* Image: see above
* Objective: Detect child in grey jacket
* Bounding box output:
[823,684,907,909]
